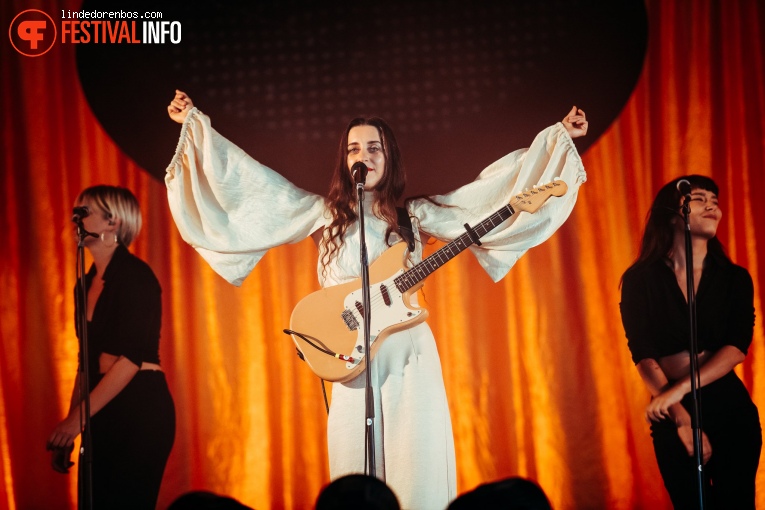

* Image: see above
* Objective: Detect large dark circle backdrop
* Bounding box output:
[77,0,647,197]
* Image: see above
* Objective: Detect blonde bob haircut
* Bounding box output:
[76,185,142,247]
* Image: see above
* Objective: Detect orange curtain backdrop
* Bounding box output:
[2,1,765,509]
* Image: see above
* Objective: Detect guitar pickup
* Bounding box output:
[341,308,359,331]
[380,284,391,306]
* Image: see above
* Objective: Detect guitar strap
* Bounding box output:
[396,206,415,252]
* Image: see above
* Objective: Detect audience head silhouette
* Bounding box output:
[167,490,253,509]
[315,474,400,510]
[447,476,552,510]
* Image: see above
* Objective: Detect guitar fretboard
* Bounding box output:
[394,204,516,293]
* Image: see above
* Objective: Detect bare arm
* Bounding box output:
[636,358,712,463]
[67,372,82,413]
[47,371,85,471]
[636,358,691,425]
[47,357,139,449]
[645,345,745,422]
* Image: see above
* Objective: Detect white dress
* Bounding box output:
[166,108,586,509]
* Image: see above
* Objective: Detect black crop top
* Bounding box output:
[620,253,755,364]
[75,244,162,385]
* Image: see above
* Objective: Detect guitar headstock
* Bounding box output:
[511,180,568,214]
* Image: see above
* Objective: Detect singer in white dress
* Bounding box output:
[166,91,588,509]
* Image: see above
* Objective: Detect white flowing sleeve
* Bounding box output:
[165,108,327,286]
[408,122,587,282]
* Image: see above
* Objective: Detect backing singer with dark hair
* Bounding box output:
[620,175,761,509]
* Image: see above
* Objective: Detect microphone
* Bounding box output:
[351,162,368,185]
[676,179,692,197]
[71,206,90,222]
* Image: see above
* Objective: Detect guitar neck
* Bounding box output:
[394,204,516,293]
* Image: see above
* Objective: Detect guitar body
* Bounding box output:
[289,242,429,383]
[288,179,567,382]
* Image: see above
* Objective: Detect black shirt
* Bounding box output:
[620,252,755,365]
[76,244,162,385]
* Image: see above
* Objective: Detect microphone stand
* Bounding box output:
[74,220,95,510]
[680,196,705,509]
[356,181,376,478]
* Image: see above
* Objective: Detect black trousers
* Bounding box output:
[651,400,761,510]
[81,371,176,510]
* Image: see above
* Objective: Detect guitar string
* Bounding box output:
[333,187,556,356]
[352,203,518,323]
[347,184,557,331]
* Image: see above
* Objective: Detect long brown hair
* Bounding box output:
[320,117,406,275]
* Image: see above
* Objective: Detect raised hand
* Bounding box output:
[562,106,588,139]
[167,89,194,123]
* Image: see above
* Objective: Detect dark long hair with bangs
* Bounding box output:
[320,117,406,275]
[625,174,728,274]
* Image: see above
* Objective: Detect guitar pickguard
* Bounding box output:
[288,242,429,382]
[343,270,423,369]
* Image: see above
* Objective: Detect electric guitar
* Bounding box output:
[287,179,568,382]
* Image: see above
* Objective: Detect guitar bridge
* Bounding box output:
[341,309,359,331]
